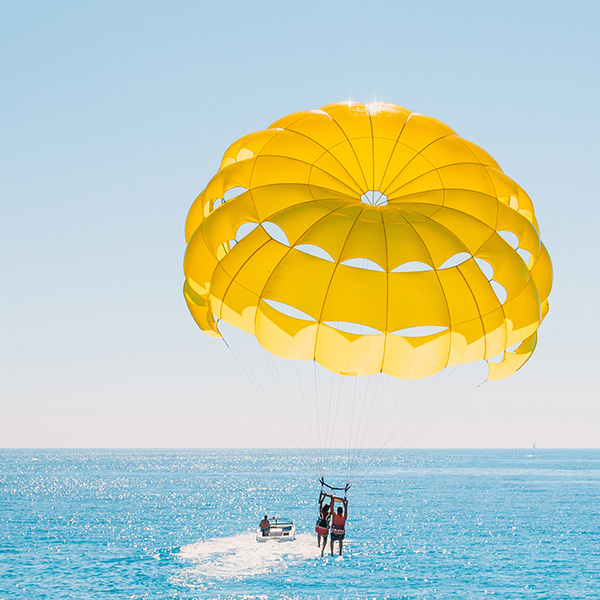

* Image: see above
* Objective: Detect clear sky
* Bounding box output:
[1,0,598,448]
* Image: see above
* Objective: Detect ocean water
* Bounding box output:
[1,449,599,599]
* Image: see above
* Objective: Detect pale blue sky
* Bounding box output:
[1,1,598,448]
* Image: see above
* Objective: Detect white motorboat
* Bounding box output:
[256,517,296,543]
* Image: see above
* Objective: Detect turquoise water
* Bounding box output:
[1,449,599,599]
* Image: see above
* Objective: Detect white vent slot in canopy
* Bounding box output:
[490,280,507,304]
[340,257,385,272]
[360,190,388,206]
[498,230,519,249]
[475,257,494,280]
[324,321,382,336]
[235,222,259,242]
[294,244,335,262]
[391,325,448,337]
[264,299,315,322]
[517,248,532,268]
[223,186,248,201]
[438,252,471,270]
[391,261,433,273]
[262,222,290,246]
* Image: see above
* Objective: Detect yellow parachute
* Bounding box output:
[184,102,552,382]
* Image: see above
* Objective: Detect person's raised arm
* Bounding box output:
[327,496,336,516]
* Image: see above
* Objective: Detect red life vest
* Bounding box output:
[331,513,346,528]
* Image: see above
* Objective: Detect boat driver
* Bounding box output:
[259,514,270,537]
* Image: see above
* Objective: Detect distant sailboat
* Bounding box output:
[525,441,538,458]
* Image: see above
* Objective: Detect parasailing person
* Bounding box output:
[315,491,331,555]
[329,497,348,556]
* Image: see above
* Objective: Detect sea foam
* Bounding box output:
[179,532,319,580]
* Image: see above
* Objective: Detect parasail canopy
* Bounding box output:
[184,102,552,381]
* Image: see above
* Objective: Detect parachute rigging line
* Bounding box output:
[313,361,322,469]
[323,369,345,479]
[346,369,446,479]
[292,358,320,465]
[219,324,320,477]
[395,378,487,449]
[355,373,391,458]
[352,376,487,483]
[348,367,455,480]
[346,373,360,481]
[348,368,373,473]
[259,345,315,460]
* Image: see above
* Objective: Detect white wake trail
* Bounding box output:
[178,532,319,580]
